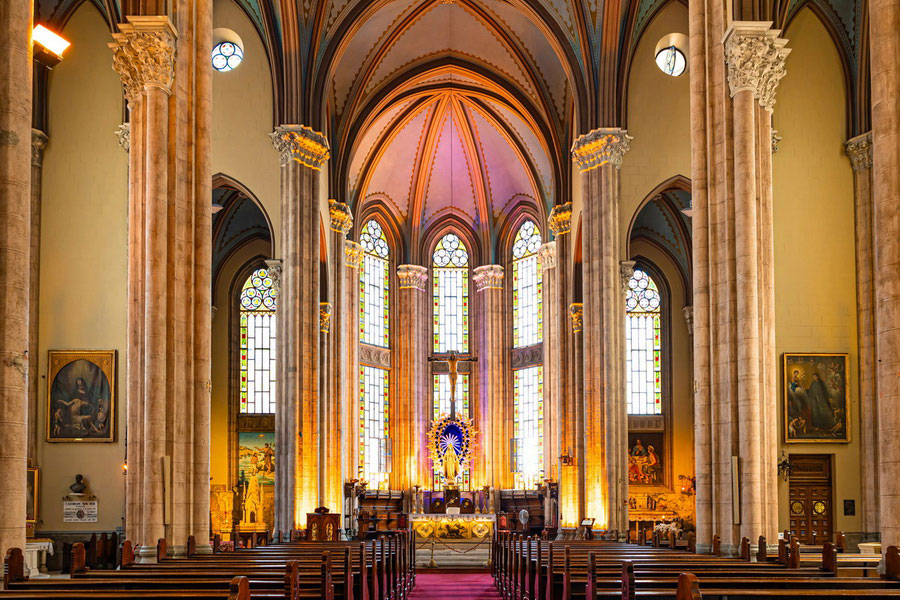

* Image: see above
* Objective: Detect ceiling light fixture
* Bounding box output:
[33,24,71,68]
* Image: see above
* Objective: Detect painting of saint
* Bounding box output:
[628,432,664,486]
[26,468,38,523]
[784,354,849,442]
[47,351,116,442]
[238,432,276,485]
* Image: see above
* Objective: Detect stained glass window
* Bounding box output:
[513,366,544,489]
[359,366,390,489]
[625,269,662,415]
[212,41,243,72]
[360,219,390,347]
[433,373,470,420]
[239,268,277,414]
[432,233,469,353]
[512,220,543,348]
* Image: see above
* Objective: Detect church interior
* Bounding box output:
[0,0,898,596]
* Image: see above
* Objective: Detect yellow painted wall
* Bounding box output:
[212,0,280,254]
[773,9,860,535]
[37,3,128,532]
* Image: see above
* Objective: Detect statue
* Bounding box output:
[428,351,478,419]
[69,474,86,495]
[442,435,460,485]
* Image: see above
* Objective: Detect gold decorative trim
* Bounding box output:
[548,203,572,236]
[344,241,364,269]
[270,125,331,170]
[571,128,632,172]
[569,303,584,333]
[329,199,353,234]
[319,302,333,333]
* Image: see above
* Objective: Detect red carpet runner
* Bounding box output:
[409,573,502,599]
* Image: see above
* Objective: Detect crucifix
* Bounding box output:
[428,350,478,420]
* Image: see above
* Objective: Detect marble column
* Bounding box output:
[473,265,507,489]
[342,242,363,490]
[326,201,352,515]
[568,302,585,526]
[319,301,333,509]
[845,133,878,538]
[0,0,33,560]
[395,266,429,489]
[689,17,788,551]
[28,130,47,463]
[572,129,631,533]
[270,125,329,530]
[870,0,900,552]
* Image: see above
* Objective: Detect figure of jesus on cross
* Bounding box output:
[428,350,478,420]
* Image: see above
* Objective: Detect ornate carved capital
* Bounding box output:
[845,132,873,172]
[682,305,694,336]
[619,260,636,292]
[569,303,584,333]
[397,264,428,291]
[319,302,333,333]
[328,199,353,235]
[771,129,782,154]
[473,264,504,291]
[31,129,48,167]
[548,202,572,236]
[109,16,177,102]
[270,124,331,169]
[571,128,632,171]
[344,241,364,268]
[537,241,557,269]
[722,22,790,110]
[115,123,130,153]
[264,259,283,296]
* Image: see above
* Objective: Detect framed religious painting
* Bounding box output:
[783,353,849,443]
[26,467,38,523]
[628,432,665,487]
[47,350,116,442]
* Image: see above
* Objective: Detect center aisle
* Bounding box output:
[409,573,502,599]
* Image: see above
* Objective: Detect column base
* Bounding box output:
[136,545,158,564]
[193,543,213,555]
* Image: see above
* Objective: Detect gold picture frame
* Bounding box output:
[27,467,38,523]
[47,350,116,443]
[783,353,850,443]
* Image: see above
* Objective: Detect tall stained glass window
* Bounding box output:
[432,233,469,353]
[360,219,390,347]
[433,373,470,420]
[513,366,544,489]
[625,269,662,415]
[239,268,277,414]
[512,220,543,348]
[359,366,390,489]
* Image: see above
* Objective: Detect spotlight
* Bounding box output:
[33,25,70,68]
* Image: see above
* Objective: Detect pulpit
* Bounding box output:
[307,510,341,541]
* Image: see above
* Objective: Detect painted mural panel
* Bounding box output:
[238,432,275,484]
[784,353,849,442]
[628,432,664,486]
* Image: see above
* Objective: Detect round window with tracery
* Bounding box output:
[626,269,661,313]
[212,41,243,72]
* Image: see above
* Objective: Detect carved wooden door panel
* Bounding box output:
[788,455,833,544]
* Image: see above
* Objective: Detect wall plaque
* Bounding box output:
[63,500,98,523]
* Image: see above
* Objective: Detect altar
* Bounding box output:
[410,513,494,540]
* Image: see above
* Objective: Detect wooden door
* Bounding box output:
[787,454,833,544]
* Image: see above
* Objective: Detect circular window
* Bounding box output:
[212,41,243,72]
[655,45,686,76]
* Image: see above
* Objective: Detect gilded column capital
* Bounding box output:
[264,259,283,296]
[845,132,873,172]
[31,129,48,167]
[548,202,573,236]
[320,302,333,333]
[682,305,694,336]
[537,241,557,269]
[115,123,130,153]
[569,303,584,333]
[619,260,636,292]
[571,128,632,171]
[109,16,177,102]
[328,199,353,235]
[722,22,790,110]
[473,265,504,291]
[397,264,429,291]
[270,125,331,169]
[344,240,364,268]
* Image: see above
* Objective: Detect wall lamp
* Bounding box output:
[33,25,70,68]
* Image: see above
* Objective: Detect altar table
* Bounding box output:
[410,513,494,540]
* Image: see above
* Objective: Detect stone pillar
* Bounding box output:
[572,129,631,532]
[319,301,333,509]
[473,265,507,489]
[326,201,352,515]
[342,242,363,490]
[271,125,329,530]
[28,130,47,463]
[0,0,33,560]
[845,133,878,538]
[568,302,585,525]
[870,0,900,553]
[689,18,788,551]
[395,266,429,489]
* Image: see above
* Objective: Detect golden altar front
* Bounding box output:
[410,513,494,541]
